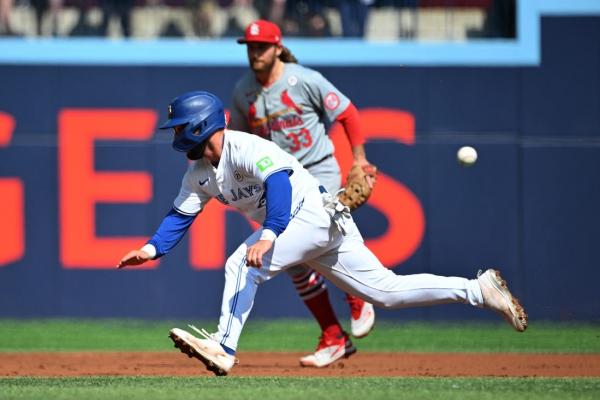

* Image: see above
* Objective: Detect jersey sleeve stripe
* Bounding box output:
[263,166,293,181]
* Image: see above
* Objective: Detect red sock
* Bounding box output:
[304,290,342,337]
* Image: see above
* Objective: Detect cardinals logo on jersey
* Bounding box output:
[247,90,304,136]
[280,90,303,115]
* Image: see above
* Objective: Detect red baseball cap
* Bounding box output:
[237,20,282,45]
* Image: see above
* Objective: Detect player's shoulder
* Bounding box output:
[226,129,269,147]
[226,129,281,154]
[225,130,279,166]
[232,71,258,96]
[225,129,254,150]
[285,64,330,92]
[285,63,323,81]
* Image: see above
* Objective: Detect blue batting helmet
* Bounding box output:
[159,91,226,152]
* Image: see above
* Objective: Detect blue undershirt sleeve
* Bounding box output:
[147,208,197,258]
[263,170,292,237]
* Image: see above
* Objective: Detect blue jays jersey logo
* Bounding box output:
[229,184,262,202]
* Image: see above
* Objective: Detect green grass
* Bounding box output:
[1,320,598,399]
[0,377,599,400]
[0,319,598,353]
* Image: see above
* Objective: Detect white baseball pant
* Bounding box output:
[216,186,484,352]
[285,154,341,283]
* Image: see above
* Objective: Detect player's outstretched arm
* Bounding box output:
[117,250,151,269]
[116,208,197,269]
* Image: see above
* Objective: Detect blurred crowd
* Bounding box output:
[0,0,515,39]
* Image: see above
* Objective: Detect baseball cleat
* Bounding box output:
[299,331,356,368]
[169,327,236,376]
[347,294,375,338]
[477,269,528,332]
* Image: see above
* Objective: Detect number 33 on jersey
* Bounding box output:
[230,63,350,166]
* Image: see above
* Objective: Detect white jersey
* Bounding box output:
[173,129,320,224]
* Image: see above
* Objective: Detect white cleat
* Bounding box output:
[299,331,356,368]
[347,294,375,338]
[169,327,236,376]
[477,269,528,332]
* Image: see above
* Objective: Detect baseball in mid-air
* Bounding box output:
[457,146,478,166]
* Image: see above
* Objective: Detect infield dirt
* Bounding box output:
[1,352,599,377]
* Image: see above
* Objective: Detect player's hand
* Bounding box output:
[352,159,377,189]
[246,240,273,268]
[117,250,151,269]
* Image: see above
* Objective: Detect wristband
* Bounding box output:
[259,228,277,242]
[140,243,157,259]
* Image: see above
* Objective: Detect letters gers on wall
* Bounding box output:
[0,16,599,320]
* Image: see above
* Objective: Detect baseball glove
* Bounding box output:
[337,164,377,210]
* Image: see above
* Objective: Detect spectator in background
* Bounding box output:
[304,11,330,37]
[100,0,134,37]
[30,0,64,37]
[253,0,285,26]
[208,0,257,38]
[191,0,217,37]
[337,0,373,37]
[0,0,14,35]
[468,0,516,38]
[157,0,187,38]
[483,0,515,38]
[281,0,331,37]
[69,0,104,37]
[251,1,328,37]
[30,0,44,35]
[379,0,418,39]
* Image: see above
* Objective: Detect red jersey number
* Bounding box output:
[287,128,313,153]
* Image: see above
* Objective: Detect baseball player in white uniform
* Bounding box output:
[229,19,376,367]
[118,90,528,376]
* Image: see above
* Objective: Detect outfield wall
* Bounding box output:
[0,14,599,321]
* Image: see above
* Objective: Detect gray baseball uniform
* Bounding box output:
[230,63,349,191]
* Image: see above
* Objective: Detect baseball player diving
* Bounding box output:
[229,19,377,368]
[117,90,528,376]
